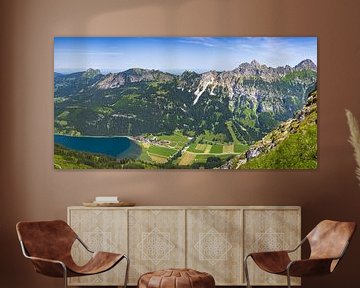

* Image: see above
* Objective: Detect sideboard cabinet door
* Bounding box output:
[128,209,186,284]
[68,208,127,286]
[186,209,243,285]
[243,208,301,286]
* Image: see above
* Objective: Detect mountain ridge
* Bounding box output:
[55,59,316,77]
[54,59,317,145]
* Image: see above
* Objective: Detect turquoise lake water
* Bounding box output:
[54,134,141,159]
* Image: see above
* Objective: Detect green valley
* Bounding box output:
[54,59,317,169]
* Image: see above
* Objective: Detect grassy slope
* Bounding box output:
[157,132,189,149]
[238,97,317,169]
[234,143,249,153]
[239,125,317,169]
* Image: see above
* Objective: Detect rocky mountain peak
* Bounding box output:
[96,68,175,89]
[82,68,101,78]
[175,59,317,106]
[295,59,317,71]
[180,70,200,78]
[123,68,149,76]
[250,59,261,68]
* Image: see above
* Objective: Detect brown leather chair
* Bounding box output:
[244,220,356,288]
[16,220,129,288]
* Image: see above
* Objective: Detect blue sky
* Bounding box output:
[54,37,317,74]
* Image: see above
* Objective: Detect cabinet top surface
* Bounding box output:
[68,205,301,210]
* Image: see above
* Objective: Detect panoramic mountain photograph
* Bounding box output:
[54,37,317,169]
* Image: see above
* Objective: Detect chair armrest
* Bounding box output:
[25,255,67,278]
[76,236,94,253]
[245,250,291,263]
[287,258,336,277]
[19,240,67,277]
[246,251,291,274]
[26,255,65,266]
[247,250,290,259]
[286,237,307,253]
[245,237,306,259]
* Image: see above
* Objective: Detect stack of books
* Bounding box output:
[83,196,135,207]
[93,196,119,204]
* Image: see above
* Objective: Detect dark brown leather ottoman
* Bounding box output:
[138,268,215,288]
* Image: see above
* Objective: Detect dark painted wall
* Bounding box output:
[1,0,360,287]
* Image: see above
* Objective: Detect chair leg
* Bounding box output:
[123,255,130,288]
[244,255,252,288]
[62,264,68,288]
[286,270,291,288]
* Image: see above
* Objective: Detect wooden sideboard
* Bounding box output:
[67,206,301,286]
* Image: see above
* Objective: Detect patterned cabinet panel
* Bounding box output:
[68,208,127,286]
[128,209,186,284]
[243,209,301,286]
[186,209,243,285]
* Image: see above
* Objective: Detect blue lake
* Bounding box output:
[54,134,141,159]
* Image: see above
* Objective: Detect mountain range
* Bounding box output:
[54,59,317,144]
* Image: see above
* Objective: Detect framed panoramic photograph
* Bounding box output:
[54,37,317,169]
